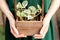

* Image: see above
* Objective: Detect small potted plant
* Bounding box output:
[14,0,44,36]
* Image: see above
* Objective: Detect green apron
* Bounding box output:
[5,0,55,40]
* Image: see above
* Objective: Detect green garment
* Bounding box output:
[5,0,55,40]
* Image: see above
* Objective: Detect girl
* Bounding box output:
[0,0,60,40]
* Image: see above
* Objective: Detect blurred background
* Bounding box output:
[0,11,5,40]
[0,8,60,40]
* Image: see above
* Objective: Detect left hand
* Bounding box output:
[34,15,51,39]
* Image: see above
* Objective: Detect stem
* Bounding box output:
[20,16,24,21]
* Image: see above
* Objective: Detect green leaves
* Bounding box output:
[16,0,28,9]
[16,11,26,17]
[16,11,21,17]
[22,0,28,8]
[28,6,36,13]
[23,9,31,15]
[37,4,42,12]
[27,15,34,20]
[16,1,42,20]
[16,2,22,9]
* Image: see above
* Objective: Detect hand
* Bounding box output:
[34,15,51,39]
[9,15,26,38]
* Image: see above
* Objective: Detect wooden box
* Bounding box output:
[16,21,43,36]
[14,0,44,36]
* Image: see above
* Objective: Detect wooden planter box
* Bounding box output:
[16,21,43,36]
[14,0,44,36]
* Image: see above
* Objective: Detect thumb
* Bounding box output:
[10,21,19,35]
[40,24,49,35]
[12,26,19,35]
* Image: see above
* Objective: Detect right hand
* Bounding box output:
[9,15,26,38]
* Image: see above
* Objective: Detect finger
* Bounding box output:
[39,25,48,39]
[17,34,27,38]
[9,19,19,35]
[12,26,19,35]
[11,27,18,38]
[40,25,46,34]
[40,24,48,34]
[33,34,43,39]
[11,27,27,38]
[34,34,43,37]
[10,23,19,35]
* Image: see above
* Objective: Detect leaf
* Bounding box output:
[16,11,27,17]
[37,4,42,12]
[16,2,22,9]
[20,12,24,17]
[22,0,28,8]
[28,6,36,13]
[37,4,41,9]
[24,13,28,17]
[23,9,31,14]
[34,10,38,14]
[16,11,21,17]
[27,15,34,20]
[21,12,28,17]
